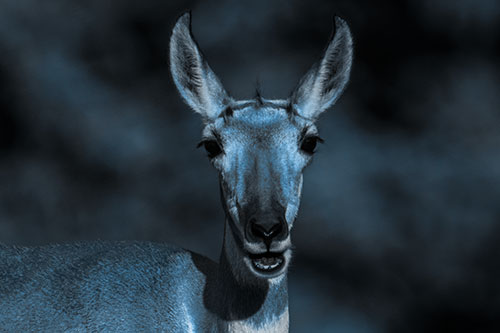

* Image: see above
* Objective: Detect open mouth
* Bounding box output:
[248,252,285,273]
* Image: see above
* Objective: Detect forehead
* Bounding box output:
[204,100,312,139]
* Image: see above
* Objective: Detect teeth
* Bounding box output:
[255,261,279,270]
[253,256,283,271]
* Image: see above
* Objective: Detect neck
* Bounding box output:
[203,219,289,331]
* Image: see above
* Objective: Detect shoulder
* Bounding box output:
[1,240,214,268]
[0,240,218,282]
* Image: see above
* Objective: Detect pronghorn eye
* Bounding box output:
[300,135,323,154]
[199,140,223,158]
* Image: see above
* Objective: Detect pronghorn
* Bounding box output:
[0,12,352,332]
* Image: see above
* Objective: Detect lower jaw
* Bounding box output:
[248,252,286,277]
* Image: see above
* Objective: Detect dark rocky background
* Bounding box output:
[1,0,499,331]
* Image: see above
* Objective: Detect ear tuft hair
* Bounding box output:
[169,12,230,121]
[290,16,353,120]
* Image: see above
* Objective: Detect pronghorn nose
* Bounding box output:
[247,217,288,246]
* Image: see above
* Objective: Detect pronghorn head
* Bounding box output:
[170,13,352,280]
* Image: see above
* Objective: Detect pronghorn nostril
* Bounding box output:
[248,217,287,245]
[269,223,283,237]
[250,223,267,239]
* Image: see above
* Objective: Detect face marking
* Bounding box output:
[207,103,313,226]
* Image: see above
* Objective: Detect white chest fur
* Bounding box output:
[226,307,289,333]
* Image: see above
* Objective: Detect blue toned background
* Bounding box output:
[1,0,499,331]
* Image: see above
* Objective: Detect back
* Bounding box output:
[0,241,216,332]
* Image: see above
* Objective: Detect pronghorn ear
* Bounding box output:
[170,12,229,121]
[291,17,353,120]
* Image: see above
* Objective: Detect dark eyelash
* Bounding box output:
[196,140,207,148]
[314,136,325,144]
[299,126,324,144]
[300,135,324,154]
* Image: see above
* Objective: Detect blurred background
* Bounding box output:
[1,0,499,331]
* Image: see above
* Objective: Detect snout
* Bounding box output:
[242,211,292,278]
